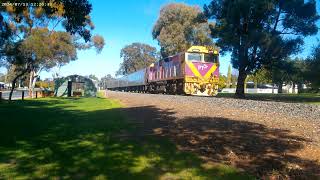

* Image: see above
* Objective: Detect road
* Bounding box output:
[0,90,30,100]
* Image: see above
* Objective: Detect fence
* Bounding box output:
[0,90,54,101]
[221,88,279,94]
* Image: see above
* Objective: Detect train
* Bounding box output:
[106,46,220,96]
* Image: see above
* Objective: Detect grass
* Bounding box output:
[0,97,252,179]
[217,93,320,104]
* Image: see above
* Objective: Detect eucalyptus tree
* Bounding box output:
[152,3,213,57]
[204,0,319,97]
[117,43,157,76]
[0,0,105,100]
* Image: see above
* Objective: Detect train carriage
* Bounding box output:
[106,46,220,96]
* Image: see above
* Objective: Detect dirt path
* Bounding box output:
[106,91,320,179]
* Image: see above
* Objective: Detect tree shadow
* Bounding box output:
[0,99,319,179]
[120,105,320,179]
[0,98,251,179]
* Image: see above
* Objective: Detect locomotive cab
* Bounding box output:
[184,46,220,96]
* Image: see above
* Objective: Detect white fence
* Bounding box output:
[221,88,279,94]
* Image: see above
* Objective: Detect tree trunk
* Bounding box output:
[278,83,283,93]
[298,83,303,94]
[254,78,258,89]
[8,62,31,101]
[31,76,37,98]
[292,82,296,94]
[28,70,39,98]
[9,78,18,101]
[235,68,247,98]
[9,71,28,101]
[29,71,33,97]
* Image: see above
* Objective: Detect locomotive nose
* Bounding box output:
[200,84,206,92]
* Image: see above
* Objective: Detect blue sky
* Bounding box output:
[1,0,319,79]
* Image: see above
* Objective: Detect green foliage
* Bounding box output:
[204,0,319,97]
[1,1,105,101]
[231,74,237,88]
[226,64,232,88]
[35,80,54,89]
[117,43,158,75]
[0,0,94,41]
[21,28,77,70]
[92,35,105,53]
[218,74,227,89]
[88,74,99,81]
[100,74,114,89]
[75,34,105,53]
[306,44,320,89]
[0,98,251,179]
[152,3,213,57]
[0,73,4,82]
[247,67,272,88]
[268,58,307,90]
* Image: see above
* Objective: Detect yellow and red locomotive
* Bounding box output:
[106,46,220,96]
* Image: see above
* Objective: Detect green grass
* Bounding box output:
[0,97,251,179]
[217,93,320,104]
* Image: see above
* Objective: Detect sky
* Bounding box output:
[1,0,320,79]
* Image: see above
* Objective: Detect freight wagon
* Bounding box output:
[106,46,220,96]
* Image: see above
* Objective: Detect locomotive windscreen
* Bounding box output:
[187,53,202,61]
[204,53,219,63]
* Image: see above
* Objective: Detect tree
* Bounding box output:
[247,67,272,89]
[1,1,105,100]
[22,28,78,97]
[0,0,94,42]
[152,3,213,57]
[117,43,157,75]
[100,74,114,89]
[0,72,4,82]
[226,64,232,88]
[204,0,319,97]
[88,74,99,81]
[218,74,227,89]
[306,44,320,91]
[4,40,34,99]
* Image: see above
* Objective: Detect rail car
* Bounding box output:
[106,46,220,96]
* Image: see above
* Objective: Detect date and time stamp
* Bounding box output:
[2,2,53,7]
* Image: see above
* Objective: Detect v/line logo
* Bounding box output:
[197,64,208,71]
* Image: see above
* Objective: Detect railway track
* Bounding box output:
[106,90,320,121]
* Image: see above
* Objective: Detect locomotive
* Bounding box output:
[106,46,220,96]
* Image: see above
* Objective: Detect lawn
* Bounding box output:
[217,93,320,104]
[0,97,251,179]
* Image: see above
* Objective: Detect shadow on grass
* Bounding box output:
[0,98,319,179]
[0,98,250,179]
[216,93,320,104]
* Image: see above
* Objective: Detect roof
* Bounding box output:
[187,46,219,54]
